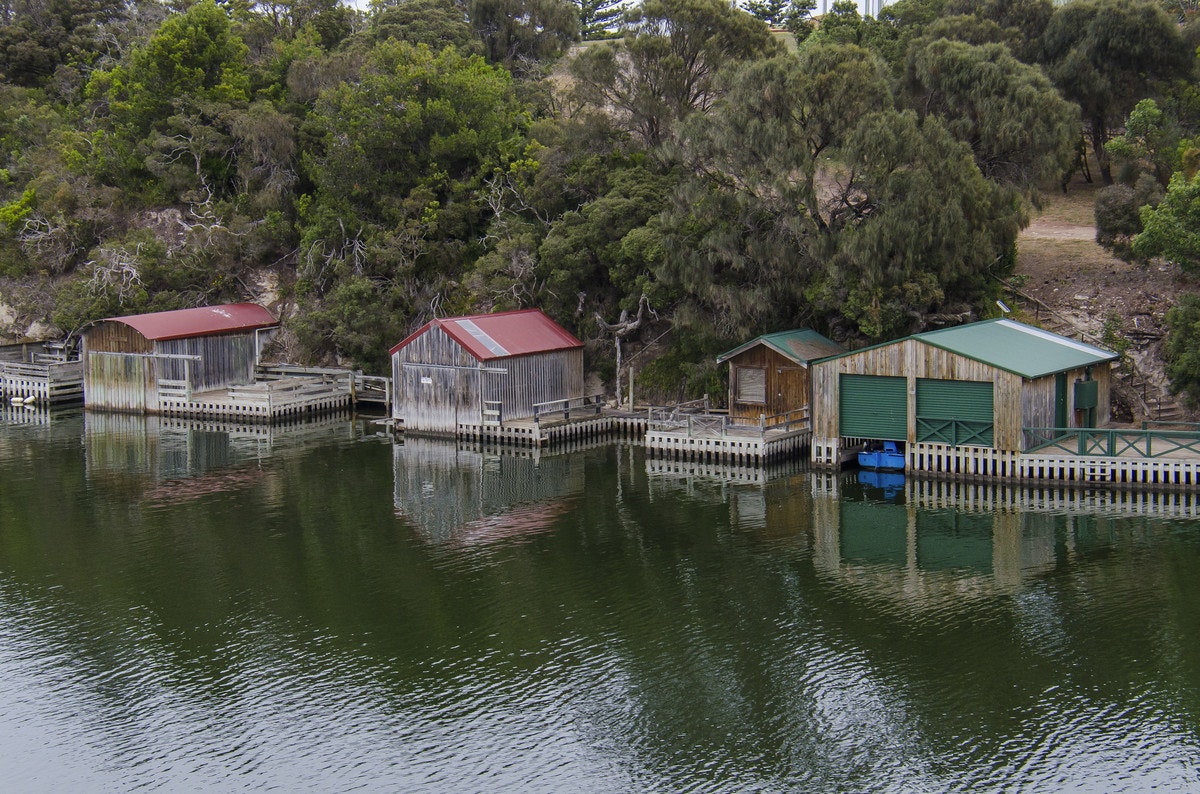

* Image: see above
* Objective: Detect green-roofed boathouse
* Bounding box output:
[809,318,1148,480]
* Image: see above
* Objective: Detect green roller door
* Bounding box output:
[839,374,907,439]
[916,379,994,447]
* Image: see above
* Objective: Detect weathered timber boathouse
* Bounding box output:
[82,304,351,421]
[0,340,83,404]
[390,309,630,444]
[806,318,1200,486]
[645,328,843,464]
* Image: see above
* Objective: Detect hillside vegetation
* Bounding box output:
[0,0,1197,402]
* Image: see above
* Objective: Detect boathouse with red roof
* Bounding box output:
[389,309,584,433]
[82,303,278,413]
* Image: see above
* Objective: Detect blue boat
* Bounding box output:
[858,440,905,471]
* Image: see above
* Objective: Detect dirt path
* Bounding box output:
[1013,177,1199,420]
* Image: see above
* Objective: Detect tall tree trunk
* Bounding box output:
[1091,115,1113,186]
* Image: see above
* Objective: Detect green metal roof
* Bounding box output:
[913,319,1118,378]
[717,329,845,366]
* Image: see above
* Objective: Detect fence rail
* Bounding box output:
[1024,426,1200,458]
[533,394,606,424]
[256,364,389,406]
[648,404,811,438]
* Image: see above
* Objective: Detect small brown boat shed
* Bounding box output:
[390,309,584,434]
[82,303,278,413]
[810,318,1119,467]
[717,328,844,426]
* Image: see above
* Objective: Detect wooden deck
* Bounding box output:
[840,435,1200,489]
[643,407,813,465]
[157,376,351,422]
[646,425,811,465]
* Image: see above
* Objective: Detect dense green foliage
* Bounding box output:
[1165,293,1200,405]
[0,0,1188,392]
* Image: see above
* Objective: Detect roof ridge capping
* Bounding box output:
[994,318,1115,357]
[390,308,582,360]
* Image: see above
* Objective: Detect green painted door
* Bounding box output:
[839,374,907,439]
[916,379,994,447]
[1055,372,1068,431]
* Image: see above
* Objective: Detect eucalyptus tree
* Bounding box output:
[1041,0,1193,185]
[86,0,251,191]
[903,38,1078,198]
[295,40,531,366]
[568,0,780,149]
[660,45,1020,341]
[1132,172,1200,271]
[0,0,134,87]
[365,0,480,53]
[1164,293,1200,405]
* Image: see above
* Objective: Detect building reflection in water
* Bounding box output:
[82,411,359,502]
[647,456,1200,608]
[392,436,606,545]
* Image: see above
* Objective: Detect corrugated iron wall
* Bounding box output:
[83,322,154,355]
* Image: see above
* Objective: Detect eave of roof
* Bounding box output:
[100,303,277,342]
[717,329,845,365]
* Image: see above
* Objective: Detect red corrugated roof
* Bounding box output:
[104,303,277,341]
[390,309,582,361]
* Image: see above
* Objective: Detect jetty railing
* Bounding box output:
[648,404,810,438]
[227,376,350,410]
[532,394,606,425]
[256,364,390,407]
[1024,426,1200,458]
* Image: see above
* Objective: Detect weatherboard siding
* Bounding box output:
[392,325,584,433]
[83,322,268,413]
[725,346,811,423]
[1020,365,1111,430]
[813,339,1114,455]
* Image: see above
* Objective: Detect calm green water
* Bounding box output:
[3,409,1200,791]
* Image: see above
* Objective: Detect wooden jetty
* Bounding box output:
[147,364,391,423]
[904,427,1200,489]
[396,395,646,447]
[0,341,83,404]
[156,373,352,422]
[643,400,812,465]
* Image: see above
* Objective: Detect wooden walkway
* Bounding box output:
[891,437,1200,489]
